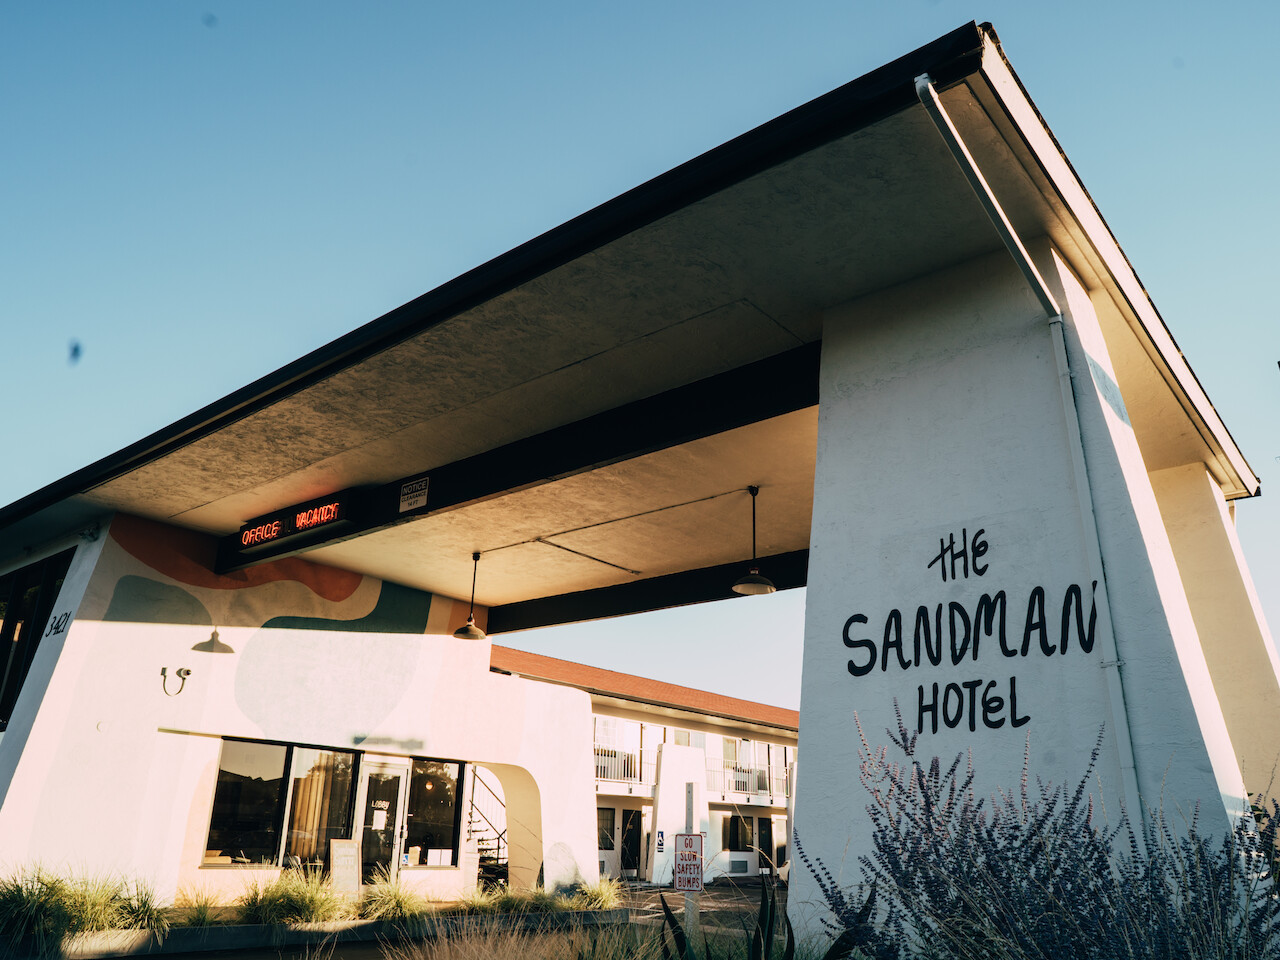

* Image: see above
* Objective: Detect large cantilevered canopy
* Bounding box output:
[0,23,1257,631]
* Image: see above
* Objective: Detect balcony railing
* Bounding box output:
[593,742,789,800]
[706,760,790,800]
[594,746,657,785]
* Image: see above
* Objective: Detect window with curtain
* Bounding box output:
[205,739,356,867]
[722,737,738,764]
[283,747,356,868]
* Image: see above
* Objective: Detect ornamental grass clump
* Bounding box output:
[359,866,429,921]
[797,706,1280,960]
[0,869,75,957]
[491,885,563,914]
[173,886,224,927]
[442,879,623,924]
[0,870,169,956]
[112,878,169,937]
[562,877,624,911]
[384,917,659,960]
[237,868,353,925]
[452,886,499,915]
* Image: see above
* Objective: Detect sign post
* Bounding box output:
[675,782,702,934]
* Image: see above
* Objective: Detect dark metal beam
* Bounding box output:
[384,341,821,517]
[216,342,821,571]
[486,549,809,634]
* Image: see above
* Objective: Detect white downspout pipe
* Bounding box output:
[914,74,1060,318]
[915,73,1145,841]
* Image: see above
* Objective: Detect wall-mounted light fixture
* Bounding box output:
[732,485,776,595]
[161,666,191,696]
[453,552,487,640]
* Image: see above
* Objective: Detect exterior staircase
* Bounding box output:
[469,766,508,887]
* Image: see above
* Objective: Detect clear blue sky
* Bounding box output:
[3,1,1276,710]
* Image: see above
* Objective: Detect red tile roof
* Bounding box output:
[489,644,799,731]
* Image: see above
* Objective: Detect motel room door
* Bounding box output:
[621,809,642,876]
[758,816,774,873]
[354,757,410,882]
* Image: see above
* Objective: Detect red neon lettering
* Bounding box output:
[295,502,340,531]
[240,520,282,546]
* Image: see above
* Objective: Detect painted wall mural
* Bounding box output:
[86,514,458,635]
[76,514,473,740]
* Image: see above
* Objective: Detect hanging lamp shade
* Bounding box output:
[453,616,487,641]
[732,485,776,595]
[453,551,488,639]
[732,567,776,596]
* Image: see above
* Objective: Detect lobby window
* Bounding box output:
[404,760,462,866]
[283,748,356,868]
[723,814,753,852]
[0,548,75,730]
[598,808,616,850]
[204,740,466,868]
[205,740,290,864]
[205,739,357,867]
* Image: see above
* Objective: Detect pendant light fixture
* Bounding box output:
[732,485,776,595]
[453,552,488,640]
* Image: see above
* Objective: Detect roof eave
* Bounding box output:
[972,27,1259,499]
[0,23,990,539]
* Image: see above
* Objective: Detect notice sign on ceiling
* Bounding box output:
[673,833,703,891]
[399,475,429,514]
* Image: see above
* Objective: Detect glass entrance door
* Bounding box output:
[356,761,409,882]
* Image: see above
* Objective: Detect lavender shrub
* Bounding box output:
[798,706,1280,960]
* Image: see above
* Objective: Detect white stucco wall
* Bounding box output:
[645,744,710,884]
[0,616,598,899]
[0,528,106,806]
[790,247,1246,942]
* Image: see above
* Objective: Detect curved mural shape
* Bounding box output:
[263,582,432,634]
[96,514,438,634]
[111,513,362,602]
[104,576,213,625]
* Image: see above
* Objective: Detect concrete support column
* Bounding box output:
[789,246,1246,941]
[1150,462,1280,800]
